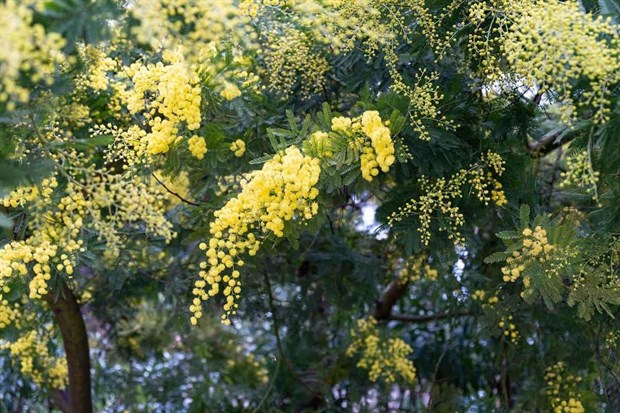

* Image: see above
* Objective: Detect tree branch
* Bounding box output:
[44,283,93,413]
[526,127,571,157]
[372,280,409,321]
[151,173,200,207]
[387,310,472,323]
[372,280,472,323]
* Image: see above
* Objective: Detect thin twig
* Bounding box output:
[151,173,200,206]
[426,337,449,412]
[263,272,321,397]
[594,326,620,386]
[251,358,281,413]
[388,310,472,323]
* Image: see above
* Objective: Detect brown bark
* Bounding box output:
[373,280,471,322]
[372,280,409,320]
[526,127,571,157]
[45,283,93,413]
[52,389,72,413]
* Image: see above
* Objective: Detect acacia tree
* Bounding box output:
[1,0,619,412]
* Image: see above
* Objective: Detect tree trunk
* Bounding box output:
[45,283,93,413]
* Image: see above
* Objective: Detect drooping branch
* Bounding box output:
[44,283,93,413]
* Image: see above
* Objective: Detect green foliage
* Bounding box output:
[1,1,619,412]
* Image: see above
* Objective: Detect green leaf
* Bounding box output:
[249,154,273,165]
[525,262,562,309]
[321,102,333,127]
[286,110,299,134]
[0,159,53,189]
[70,134,114,150]
[388,109,405,135]
[266,129,286,152]
[496,231,520,240]
[519,204,530,229]
[300,114,312,137]
[484,251,507,264]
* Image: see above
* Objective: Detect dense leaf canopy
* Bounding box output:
[0,0,619,412]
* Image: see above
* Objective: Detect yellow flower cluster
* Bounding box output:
[127,1,263,107]
[0,176,83,299]
[560,151,599,199]
[330,117,350,133]
[76,44,117,92]
[326,111,396,182]
[0,231,78,302]
[471,151,508,207]
[346,318,416,384]
[0,0,66,110]
[388,152,506,246]
[498,315,518,344]
[469,168,507,207]
[220,82,242,101]
[386,63,454,141]
[467,0,533,82]
[0,295,20,329]
[491,181,507,207]
[228,57,261,94]
[472,289,499,307]
[472,290,485,301]
[606,331,618,348]
[122,55,202,156]
[129,0,254,54]
[501,226,554,283]
[188,135,208,160]
[229,139,246,157]
[192,146,320,325]
[1,177,55,208]
[0,329,67,389]
[226,352,269,385]
[544,362,585,413]
[360,111,396,180]
[1,143,179,302]
[399,255,439,284]
[503,0,620,124]
[263,26,330,98]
